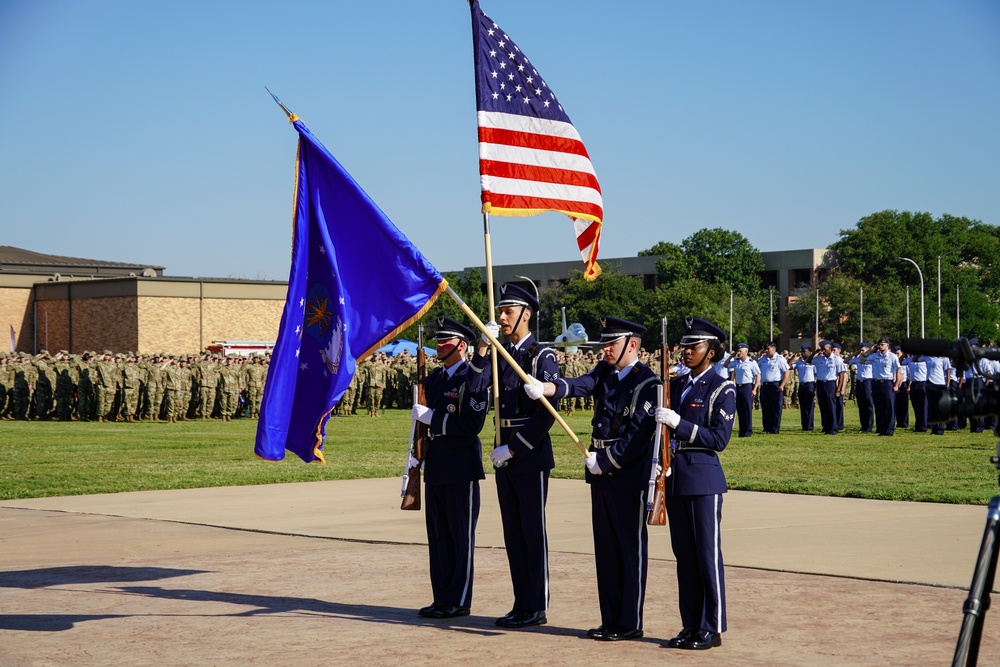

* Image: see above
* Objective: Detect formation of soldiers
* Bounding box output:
[0,350,268,423]
[335,351,445,417]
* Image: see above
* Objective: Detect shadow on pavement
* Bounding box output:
[0,565,208,589]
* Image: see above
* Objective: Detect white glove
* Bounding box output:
[411,404,433,425]
[490,444,513,467]
[523,377,545,401]
[584,453,602,475]
[481,321,500,345]
[655,407,680,429]
[408,455,421,469]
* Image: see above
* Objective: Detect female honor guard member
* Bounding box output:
[470,283,558,629]
[655,317,736,651]
[411,318,489,619]
[523,318,660,642]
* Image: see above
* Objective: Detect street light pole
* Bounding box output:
[514,275,540,341]
[899,257,925,338]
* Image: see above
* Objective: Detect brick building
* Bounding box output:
[1,246,284,355]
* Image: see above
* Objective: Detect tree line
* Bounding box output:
[402,210,1000,350]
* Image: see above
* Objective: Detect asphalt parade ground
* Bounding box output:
[3,477,999,666]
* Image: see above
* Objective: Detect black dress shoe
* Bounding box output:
[665,627,694,648]
[417,602,441,617]
[499,610,546,628]
[602,627,643,642]
[425,604,470,619]
[586,625,607,639]
[680,629,721,650]
[495,608,520,626]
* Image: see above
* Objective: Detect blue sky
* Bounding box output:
[1,0,998,281]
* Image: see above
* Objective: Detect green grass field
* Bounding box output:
[1,405,997,504]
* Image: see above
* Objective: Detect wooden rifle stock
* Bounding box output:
[646,318,670,526]
[401,329,427,511]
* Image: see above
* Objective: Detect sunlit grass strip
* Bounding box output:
[0,406,996,504]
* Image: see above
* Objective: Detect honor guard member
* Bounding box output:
[849,342,875,433]
[470,283,558,629]
[411,318,489,620]
[757,342,789,434]
[523,318,660,642]
[861,338,903,435]
[792,344,817,430]
[655,317,736,651]
[728,344,759,438]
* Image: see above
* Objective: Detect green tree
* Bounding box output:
[539,266,654,345]
[649,279,773,349]
[638,241,688,286]
[680,228,764,297]
[829,210,1000,342]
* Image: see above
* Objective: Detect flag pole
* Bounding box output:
[482,212,503,450]
[446,285,589,456]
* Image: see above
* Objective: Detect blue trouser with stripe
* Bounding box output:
[591,485,648,631]
[666,494,726,634]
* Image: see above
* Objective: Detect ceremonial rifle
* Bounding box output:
[646,317,669,526]
[401,325,427,511]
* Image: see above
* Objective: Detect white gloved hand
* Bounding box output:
[490,444,513,467]
[523,377,545,401]
[655,407,681,429]
[408,455,421,470]
[481,321,500,345]
[584,453,602,475]
[411,404,433,425]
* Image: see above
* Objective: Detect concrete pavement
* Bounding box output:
[2,478,999,666]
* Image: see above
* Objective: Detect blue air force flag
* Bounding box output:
[255,119,447,463]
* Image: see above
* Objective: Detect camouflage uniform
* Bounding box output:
[217,358,240,421]
[364,356,388,417]
[144,358,164,420]
[120,356,142,421]
[243,356,265,418]
[165,359,185,421]
[199,357,220,418]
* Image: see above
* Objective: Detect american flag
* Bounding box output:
[470,1,603,280]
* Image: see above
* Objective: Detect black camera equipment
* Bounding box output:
[901,338,1000,423]
[901,337,1000,667]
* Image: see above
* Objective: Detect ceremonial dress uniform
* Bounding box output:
[658,317,736,651]
[415,319,488,618]
[547,319,660,640]
[469,283,557,628]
